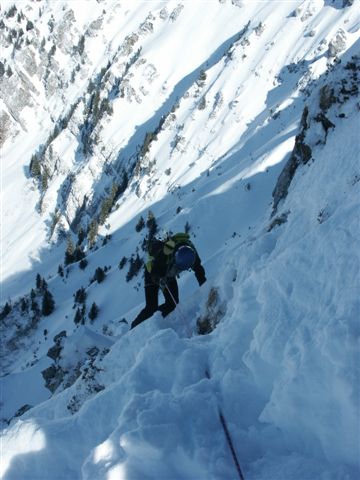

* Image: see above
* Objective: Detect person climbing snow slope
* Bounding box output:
[131,232,206,329]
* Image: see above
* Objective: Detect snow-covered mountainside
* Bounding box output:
[1,1,359,479]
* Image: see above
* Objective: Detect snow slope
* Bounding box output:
[1,1,360,479]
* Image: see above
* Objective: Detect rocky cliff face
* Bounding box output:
[272,52,359,216]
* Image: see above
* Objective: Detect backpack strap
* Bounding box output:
[146,239,164,273]
[163,239,176,255]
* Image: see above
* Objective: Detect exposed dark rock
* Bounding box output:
[42,364,64,393]
[53,330,67,344]
[46,330,67,360]
[14,404,32,418]
[319,85,337,111]
[47,344,62,361]
[314,113,335,138]
[272,107,312,215]
[86,346,100,358]
[328,29,347,58]
[197,287,226,335]
[267,211,290,232]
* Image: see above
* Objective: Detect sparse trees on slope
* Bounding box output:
[88,302,99,322]
[42,289,55,316]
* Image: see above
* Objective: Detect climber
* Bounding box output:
[130,232,206,329]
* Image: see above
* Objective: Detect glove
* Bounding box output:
[198,276,206,287]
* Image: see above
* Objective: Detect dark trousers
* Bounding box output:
[131,269,179,329]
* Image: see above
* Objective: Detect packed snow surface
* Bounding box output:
[1,1,359,479]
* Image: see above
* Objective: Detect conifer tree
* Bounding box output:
[146,210,158,240]
[88,302,99,321]
[119,256,127,270]
[26,20,34,31]
[79,258,88,270]
[0,302,11,320]
[77,35,85,55]
[88,219,98,247]
[99,197,112,225]
[126,254,143,282]
[29,154,41,179]
[42,290,55,316]
[111,182,119,202]
[41,279,48,291]
[197,69,207,88]
[74,287,86,304]
[58,264,64,277]
[74,307,82,325]
[31,299,39,315]
[99,183,119,225]
[36,273,42,290]
[20,297,29,313]
[77,228,86,245]
[74,245,85,262]
[81,305,86,324]
[94,267,105,283]
[135,216,145,232]
[65,235,75,265]
[41,168,49,191]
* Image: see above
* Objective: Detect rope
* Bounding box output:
[205,370,245,480]
[218,410,245,480]
[163,282,192,337]
[163,284,244,478]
